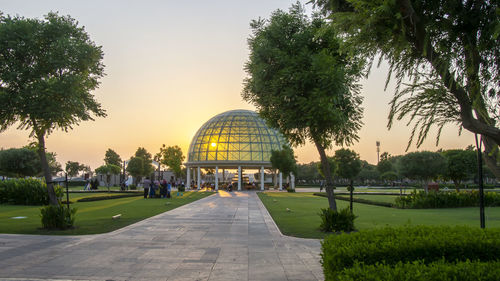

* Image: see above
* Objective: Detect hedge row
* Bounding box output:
[336,260,500,281]
[0,179,62,205]
[76,193,143,202]
[313,193,394,208]
[394,190,500,208]
[321,226,500,280]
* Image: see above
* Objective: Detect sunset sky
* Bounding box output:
[0,0,474,170]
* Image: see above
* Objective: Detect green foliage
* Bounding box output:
[321,226,500,280]
[377,159,393,174]
[442,149,477,187]
[40,204,77,229]
[271,145,297,178]
[297,162,321,181]
[311,0,500,178]
[336,260,500,281]
[243,4,364,150]
[128,184,137,190]
[177,185,185,192]
[0,179,62,205]
[314,192,394,208]
[126,157,145,182]
[399,151,446,181]
[76,193,142,202]
[0,148,41,177]
[394,190,500,209]
[65,161,87,178]
[319,207,356,232]
[158,145,185,177]
[334,148,362,180]
[317,156,336,179]
[286,187,296,193]
[95,164,121,176]
[104,149,122,166]
[380,171,398,181]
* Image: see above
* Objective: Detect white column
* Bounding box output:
[197,167,201,190]
[260,166,265,191]
[291,172,295,190]
[186,167,191,190]
[215,166,219,191]
[279,172,283,191]
[238,166,242,191]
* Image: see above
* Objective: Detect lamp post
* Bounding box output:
[376,141,380,164]
[475,134,485,228]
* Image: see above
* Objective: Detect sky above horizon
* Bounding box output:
[0,0,475,170]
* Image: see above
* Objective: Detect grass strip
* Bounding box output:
[76,193,143,202]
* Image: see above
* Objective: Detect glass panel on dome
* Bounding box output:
[229,151,239,160]
[252,152,263,161]
[217,152,227,161]
[240,151,251,161]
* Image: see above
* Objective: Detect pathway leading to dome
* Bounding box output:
[0,192,323,281]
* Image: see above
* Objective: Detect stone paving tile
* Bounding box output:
[0,192,323,280]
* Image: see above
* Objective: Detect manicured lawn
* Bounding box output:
[351,194,399,204]
[258,192,500,239]
[0,191,213,235]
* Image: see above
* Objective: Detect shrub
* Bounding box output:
[319,207,356,232]
[40,204,77,229]
[321,226,500,280]
[0,179,63,205]
[394,190,500,208]
[177,185,185,192]
[286,187,296,192]
[128,184,137,190]
[336,260,500,281]
[314,193,394,208]
[76,193,142,202]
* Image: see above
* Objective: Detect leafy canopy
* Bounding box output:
[0,12,106,137]
[399,151,446,181]
[158,145,185,177]
[0,148,41,177]
[104,149,122,167]
[334,148,362,181]
[270,145,297,178]
[242,4,364,149]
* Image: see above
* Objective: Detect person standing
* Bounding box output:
[143,177,151,199]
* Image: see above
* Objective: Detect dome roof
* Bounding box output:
[187,109,286,167]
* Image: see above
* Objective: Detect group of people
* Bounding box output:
[84,178,99,190]
[142,178,172,199]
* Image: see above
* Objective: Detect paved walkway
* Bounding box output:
[0,192,323,281]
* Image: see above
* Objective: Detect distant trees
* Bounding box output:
[126,147,154,184]
[399,151,446,191]
[95,164,121,191]
[270,145,297,180]
[158,145,185,177]
[0,148,41,177]
[65,161,88,178]
[104,149,122,167]
[442,149,477,190]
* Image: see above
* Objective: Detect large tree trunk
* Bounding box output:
[313,139,337,211]
[36,131,59,205]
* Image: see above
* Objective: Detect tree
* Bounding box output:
[95,164,121,191]
[158,145,185,177]
[334,148,362,211]
[377,159,393,175]
[126,157,145,185]
[297,162,321,182]
[0,13,106,205]
[270,145,297,179]
[242,4,364,210]
[442,149,477,190]
[65,161,86,178]
[356,161,380,184]
[399,151,446,191]
[0,148,41,177]
[312,0,500,178]
[317,157,336,180]
[104,149,122,167]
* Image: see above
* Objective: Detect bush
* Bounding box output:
[319,207,356,232]
[0,179,63,205]
[336,259,500,281]
[177,185,185,192]
[286,187,296,192]
[76,193,142,202]
[313,193,394,208]
[128,184,137,190]
[321,226,500,280]
[40,204,77,229]
[394,190,500,208]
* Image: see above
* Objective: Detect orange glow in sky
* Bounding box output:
[0,1,474,170]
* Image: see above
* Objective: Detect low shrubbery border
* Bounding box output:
[313,192,394,208]
[76,193,143,202]
[321,226,500,280]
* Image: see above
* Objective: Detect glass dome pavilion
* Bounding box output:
[185,109,289,191]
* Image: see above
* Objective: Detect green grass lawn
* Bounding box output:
[0,191,213,235]
[350,194,399,204]
[258,192,500,239]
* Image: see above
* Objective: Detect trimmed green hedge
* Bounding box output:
[0,179,63,205]
[76,193,143,202]
[321,226,500,281]
[336,260,500,281]
[394,190,500,208]
[313,192,394,208]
